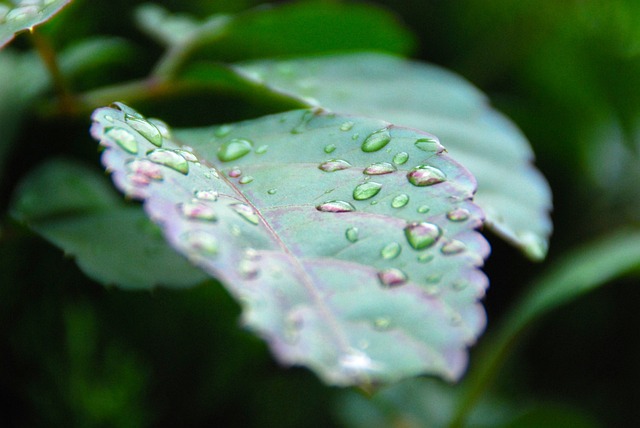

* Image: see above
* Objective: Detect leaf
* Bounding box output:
[91,103,490,386]
[233,53,553,260]
[10,158,208,289]
[0,0,72,48]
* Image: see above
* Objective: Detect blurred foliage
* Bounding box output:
[1,0,639,427]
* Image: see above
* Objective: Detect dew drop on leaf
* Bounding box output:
[6,6,39,21]
[426,273,443,284]
[414,138,439,152]
[340,121,354,131]
[407,165,446,187]
[255,144,269,154]
[239,259,259,279]
[125,116,163,147]
[393,151,409,165]
[345,227,359,243]
[228,167,242,178]
[316,200,356,213]
[373,317,392,331]
[391,194,410,208]
[377,268,408,288]
[404,222,441,250]
[267,188,277,195]
[105,127,138,154]
[447,208,470,222]
[230,203,260,225]
[318,159,351,172]
[194,190,218,201]
[324,144,337,154]
[353,182,382,200]
[126,159,163,182]
[147,149,189,174]
[441,239,466,255]
[417,253,434,263]
[239,176,254,184]
[179,202,218,222]
[361,128,391,152]
[363,162,396,175]
[111,102,143,119]
[214,124,233,138]
[148,118,172,139]
[173,149,197,162]
[417,205,430,214]
[380,242,401,259]
[218,138,253,162]
[181,231,219,255]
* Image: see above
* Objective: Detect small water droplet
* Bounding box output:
[318,159,351,172]
[363,162,396,175]
[125,116,163,147]
[417,253,434,263]
[391,194,410,208]
[417,205,430,214]
[441,239,466,255]
[228,167,242,178]
[345,227,359,242]
[267,188,277,195]
[414,137,439,152]
[173,149,197,162]
[351,133,359,140]
[255,144,268,154]
[361,128,391,152]
[447,208,470,222]
[179,202,217,221]
[104,115,114,122]
[324,144,337,154]
[316,200,356,213]
[452,280,468,291]
[373,317,392,331]
[111,102,143,119]
[147,149,189,174]
[148,118,171,139]
[218,138,253,162]
[378,268,408,287]
[407,165,446,186]
[230,203,259,225]
[393,152,409,165]
[424,285,440,296]
[404,222,441,250]
[126,159,163,184]
[181,231,218,255]
[239,259,259,279]
[239,175,254,184]
[214,124,233,138]
[426,273,443,284]
[353,182,382,200]
[194,190,218,201]
[340,121,354,131]
[380,242,401,259]
[105,127,138,154]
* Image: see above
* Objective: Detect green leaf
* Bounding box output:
[0,0,72,48]
[91,104,490,386]
[233,53,553,260]
[10,158,208,289]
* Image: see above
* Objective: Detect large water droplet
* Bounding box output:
[361,128,391,152]
[363,162,396,175]
[404,222,441,250]
[353,182,382,200]
[218,138,253,162]
[181,231,218,255]
[324,144,337,154]
[407,165,446,186]
[105,127,138,154]
[441,239,466,255]
[340,121,355,131]
[391,194,409,208]
[393,152,409,165]
[316,200,356,213]
[414,137,439,152]
[147,149,189,174]
[381,242,401,259]
[319,159,351,172]
[179,202,217,221]
[345,227,359,243]
[194,190,218,201]
[230,203,260,225]
[378,268,408,287]
[125,116,163,147]
[148,118,171,139]
[447,208,470,222]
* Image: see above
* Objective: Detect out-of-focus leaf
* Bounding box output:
[91,103,490,386]
[500,404,601,428]
[58,36,137,81]
[234,53,553,260]
[10,158,208,289]
[0,0,72,48]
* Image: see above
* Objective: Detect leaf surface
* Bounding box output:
[91,103,490,386]
[233,53,553,260]
[0,0,72,48]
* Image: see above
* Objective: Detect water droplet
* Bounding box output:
[345,227,359,242]
[203,168,219,179]
[230,203,259,225]
[452,280,468,291]
[267,188,277,195]
[181,231,218,255]
[104,115,114,122]
[179,202,217,221]
[126,159,163,184]
[393,152,409,165]
[407,165,446,186]
[239,259,259,279]
[417,205,430,214]
[324,144,337,154]
[414,137,439,152]
[441,239,466,255]
[148,118,171,139]
[447,208,470,222]
[417,253,434,263]
[340,121,354,131]
[105,127,138,154]
[426,273,443,284]
[351,133,359,140]
[373,317,392,331]
[361,128,391,152]
[391,194,410,208]
[316,200,356,213]
[147,149,189,174]
[380,242,401,259]
[404,222,441,250]
[111,102,143,119]
[194,190,218,201]
[228,167,242,178]
[255,144,268,154]
[378,268,408,287]
[353,182,382,200]
[318,159,351,172]
[218,138,253,162]
[239,175,254,184]
[173,149,197,162]
[363,162,396,175]
[214,124,233,138]
[291,110,314,134]
[125,116,163,147]
[339,350,379,374]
